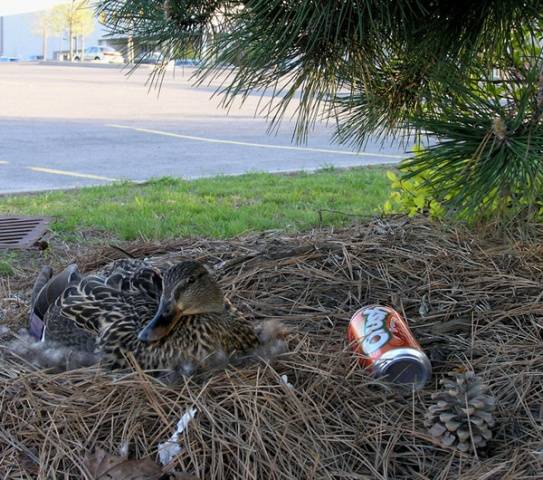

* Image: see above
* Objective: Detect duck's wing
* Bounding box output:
[54,266,162,335]
[42,304,99,352]
[31,266,53,313]
[29,265,53,339]
[42,275,142,352]
[53,276,128,333]
[31,264,81,319]
[30,264,82,340]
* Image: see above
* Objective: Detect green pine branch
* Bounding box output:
[97,0,543,220]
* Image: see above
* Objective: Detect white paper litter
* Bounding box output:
[118,440,129,458]
[158,407,197,466]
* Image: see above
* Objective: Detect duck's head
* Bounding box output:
[137,261,224,343]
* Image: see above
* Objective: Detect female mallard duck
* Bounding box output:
[30,259,264,371]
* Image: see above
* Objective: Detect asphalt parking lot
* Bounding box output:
[0,63,406,194]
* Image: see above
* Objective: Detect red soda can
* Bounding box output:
[347,305,431,389]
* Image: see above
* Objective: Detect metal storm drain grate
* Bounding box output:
[0,215,51,249]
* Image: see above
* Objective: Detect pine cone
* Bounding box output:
[424,371,496,453]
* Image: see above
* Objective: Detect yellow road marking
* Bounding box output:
[28,167,119,182]
[107,124,404,160]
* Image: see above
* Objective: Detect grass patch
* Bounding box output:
[0,168,390,241]
[0,256,15,276]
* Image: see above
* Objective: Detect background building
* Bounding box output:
[0,1,107,60]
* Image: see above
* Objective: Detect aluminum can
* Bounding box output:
[347,305,431,389]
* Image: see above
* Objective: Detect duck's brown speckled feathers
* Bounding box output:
[98,302,259,370]
[57,264,162,333]
[41,259,261,370]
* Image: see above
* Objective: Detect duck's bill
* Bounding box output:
[138,299,179,342]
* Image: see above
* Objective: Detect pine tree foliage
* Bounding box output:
[97,1,543,219]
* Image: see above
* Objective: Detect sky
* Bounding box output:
[0,0,71,16]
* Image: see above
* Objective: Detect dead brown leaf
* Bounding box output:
[168,474,199,480]
[84,448,167,480]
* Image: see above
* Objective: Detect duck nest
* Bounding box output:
[1,216,542,479]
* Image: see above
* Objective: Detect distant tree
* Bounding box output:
[33,11,55,60]
[49,1,95,61]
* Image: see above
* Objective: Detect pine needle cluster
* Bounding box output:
[97,1,543,219]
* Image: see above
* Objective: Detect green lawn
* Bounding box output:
[0,168,390,241]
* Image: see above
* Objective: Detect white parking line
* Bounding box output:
[107,124,404,159]
[28,167,119,182]
[0,161,9,165]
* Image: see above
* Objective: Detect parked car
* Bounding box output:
[135,51,175,67]
[74,46,124,64]
[175,58,200,66]
[0,56,19,62]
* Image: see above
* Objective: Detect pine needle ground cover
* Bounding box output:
[1,216,542,479]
